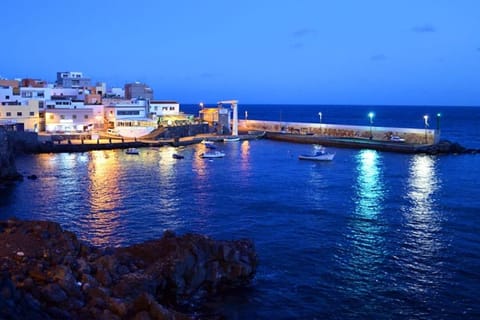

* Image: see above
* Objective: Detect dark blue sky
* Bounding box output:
[2,0,479,105]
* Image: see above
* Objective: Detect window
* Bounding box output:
[169,107,175,111]
[60,115,65,119]
[5,95,9,100]
[17,112,22,116]
[118,110,140,116]
[84,115,89,119]
[72,114,77,119]
[49,114,54,120]
[29,112,35,116]
[6,112,11,116]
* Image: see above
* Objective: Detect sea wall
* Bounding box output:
[239,119,438,144]
[0,219,257,319]
[0,128,22,182]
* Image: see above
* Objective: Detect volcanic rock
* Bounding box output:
[0,219,258,319]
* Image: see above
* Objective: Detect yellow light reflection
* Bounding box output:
[240,140,251,172]
[85,150,122,247]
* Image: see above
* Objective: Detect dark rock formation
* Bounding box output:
[418,140,480,155]
[0,128,23,183]
[0,219,258,319]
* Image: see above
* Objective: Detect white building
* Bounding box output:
[104,100,156,138]
[149,100,180,116]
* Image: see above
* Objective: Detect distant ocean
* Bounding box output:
[2,105,480,319]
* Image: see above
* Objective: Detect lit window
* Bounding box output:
[49,114,54,120]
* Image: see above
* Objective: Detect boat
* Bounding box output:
[223,137,240,142]
[172,153,184,159]
[205,143,217,149]
[298,146,335,161]
[125,148,140,155]
[390,135,406,142]
[201,151,225,158]
[201,139,214,145]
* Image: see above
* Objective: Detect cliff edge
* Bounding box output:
[0,219,258,319]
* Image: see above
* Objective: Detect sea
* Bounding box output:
[1,104,480,319]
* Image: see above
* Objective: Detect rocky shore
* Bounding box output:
[0,128,22,183]
[0,219,258,319]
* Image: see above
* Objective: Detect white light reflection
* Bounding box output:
[401,154,443,292]
[340,149,386,298]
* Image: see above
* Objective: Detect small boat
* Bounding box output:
[201,151,225,158]
[125,148,140,155]
[223,137,240,142]
[298,146,335,161]
[172,153,184,159]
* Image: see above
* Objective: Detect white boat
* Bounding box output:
[125,147,140,155]
[201,151,225,158]
[223,137,240,142]
[298,146,335,161]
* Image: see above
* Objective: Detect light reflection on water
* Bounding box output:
[84,150,123,247]
[337,149,387,307]
[400,154,445,294]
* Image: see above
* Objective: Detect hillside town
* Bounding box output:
[0,72,205,139]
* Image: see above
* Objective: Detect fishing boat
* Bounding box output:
[201,139,214,145]
[298,146,335,161]
[201,151,225,158]
[223,137,240,142]
[125,147,140,155]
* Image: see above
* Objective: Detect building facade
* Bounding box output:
[125,82,153,100]
[56,71,91,88]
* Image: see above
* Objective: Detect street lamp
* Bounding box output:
[368,112,374,139]
[318,112,322,123]
[199,102,204,109]
[436,113,441,131]
[423,114,429,143]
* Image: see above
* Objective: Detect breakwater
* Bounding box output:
[239,119,438,144]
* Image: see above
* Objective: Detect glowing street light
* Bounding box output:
[318,112,322,123]
[436,113,441,131]
[423,114,429,143]
[368,112,375,139]
[199,102,204,109]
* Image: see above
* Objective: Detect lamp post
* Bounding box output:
[368,112,374,139]
[318,112,322,124]
[436,113,441,131]
[423,114,429,144]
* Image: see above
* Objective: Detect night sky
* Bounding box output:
[2,0,479,105]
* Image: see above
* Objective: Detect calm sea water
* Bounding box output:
[2,105,480,319]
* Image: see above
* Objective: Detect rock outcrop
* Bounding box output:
[0,128,22,183]
[0,219,258,319]
[417,139,480,155]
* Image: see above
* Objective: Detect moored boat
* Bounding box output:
[298,146,335,161]
[201,151,226,158]
[223,137,240,142]
[125,147,140,155]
